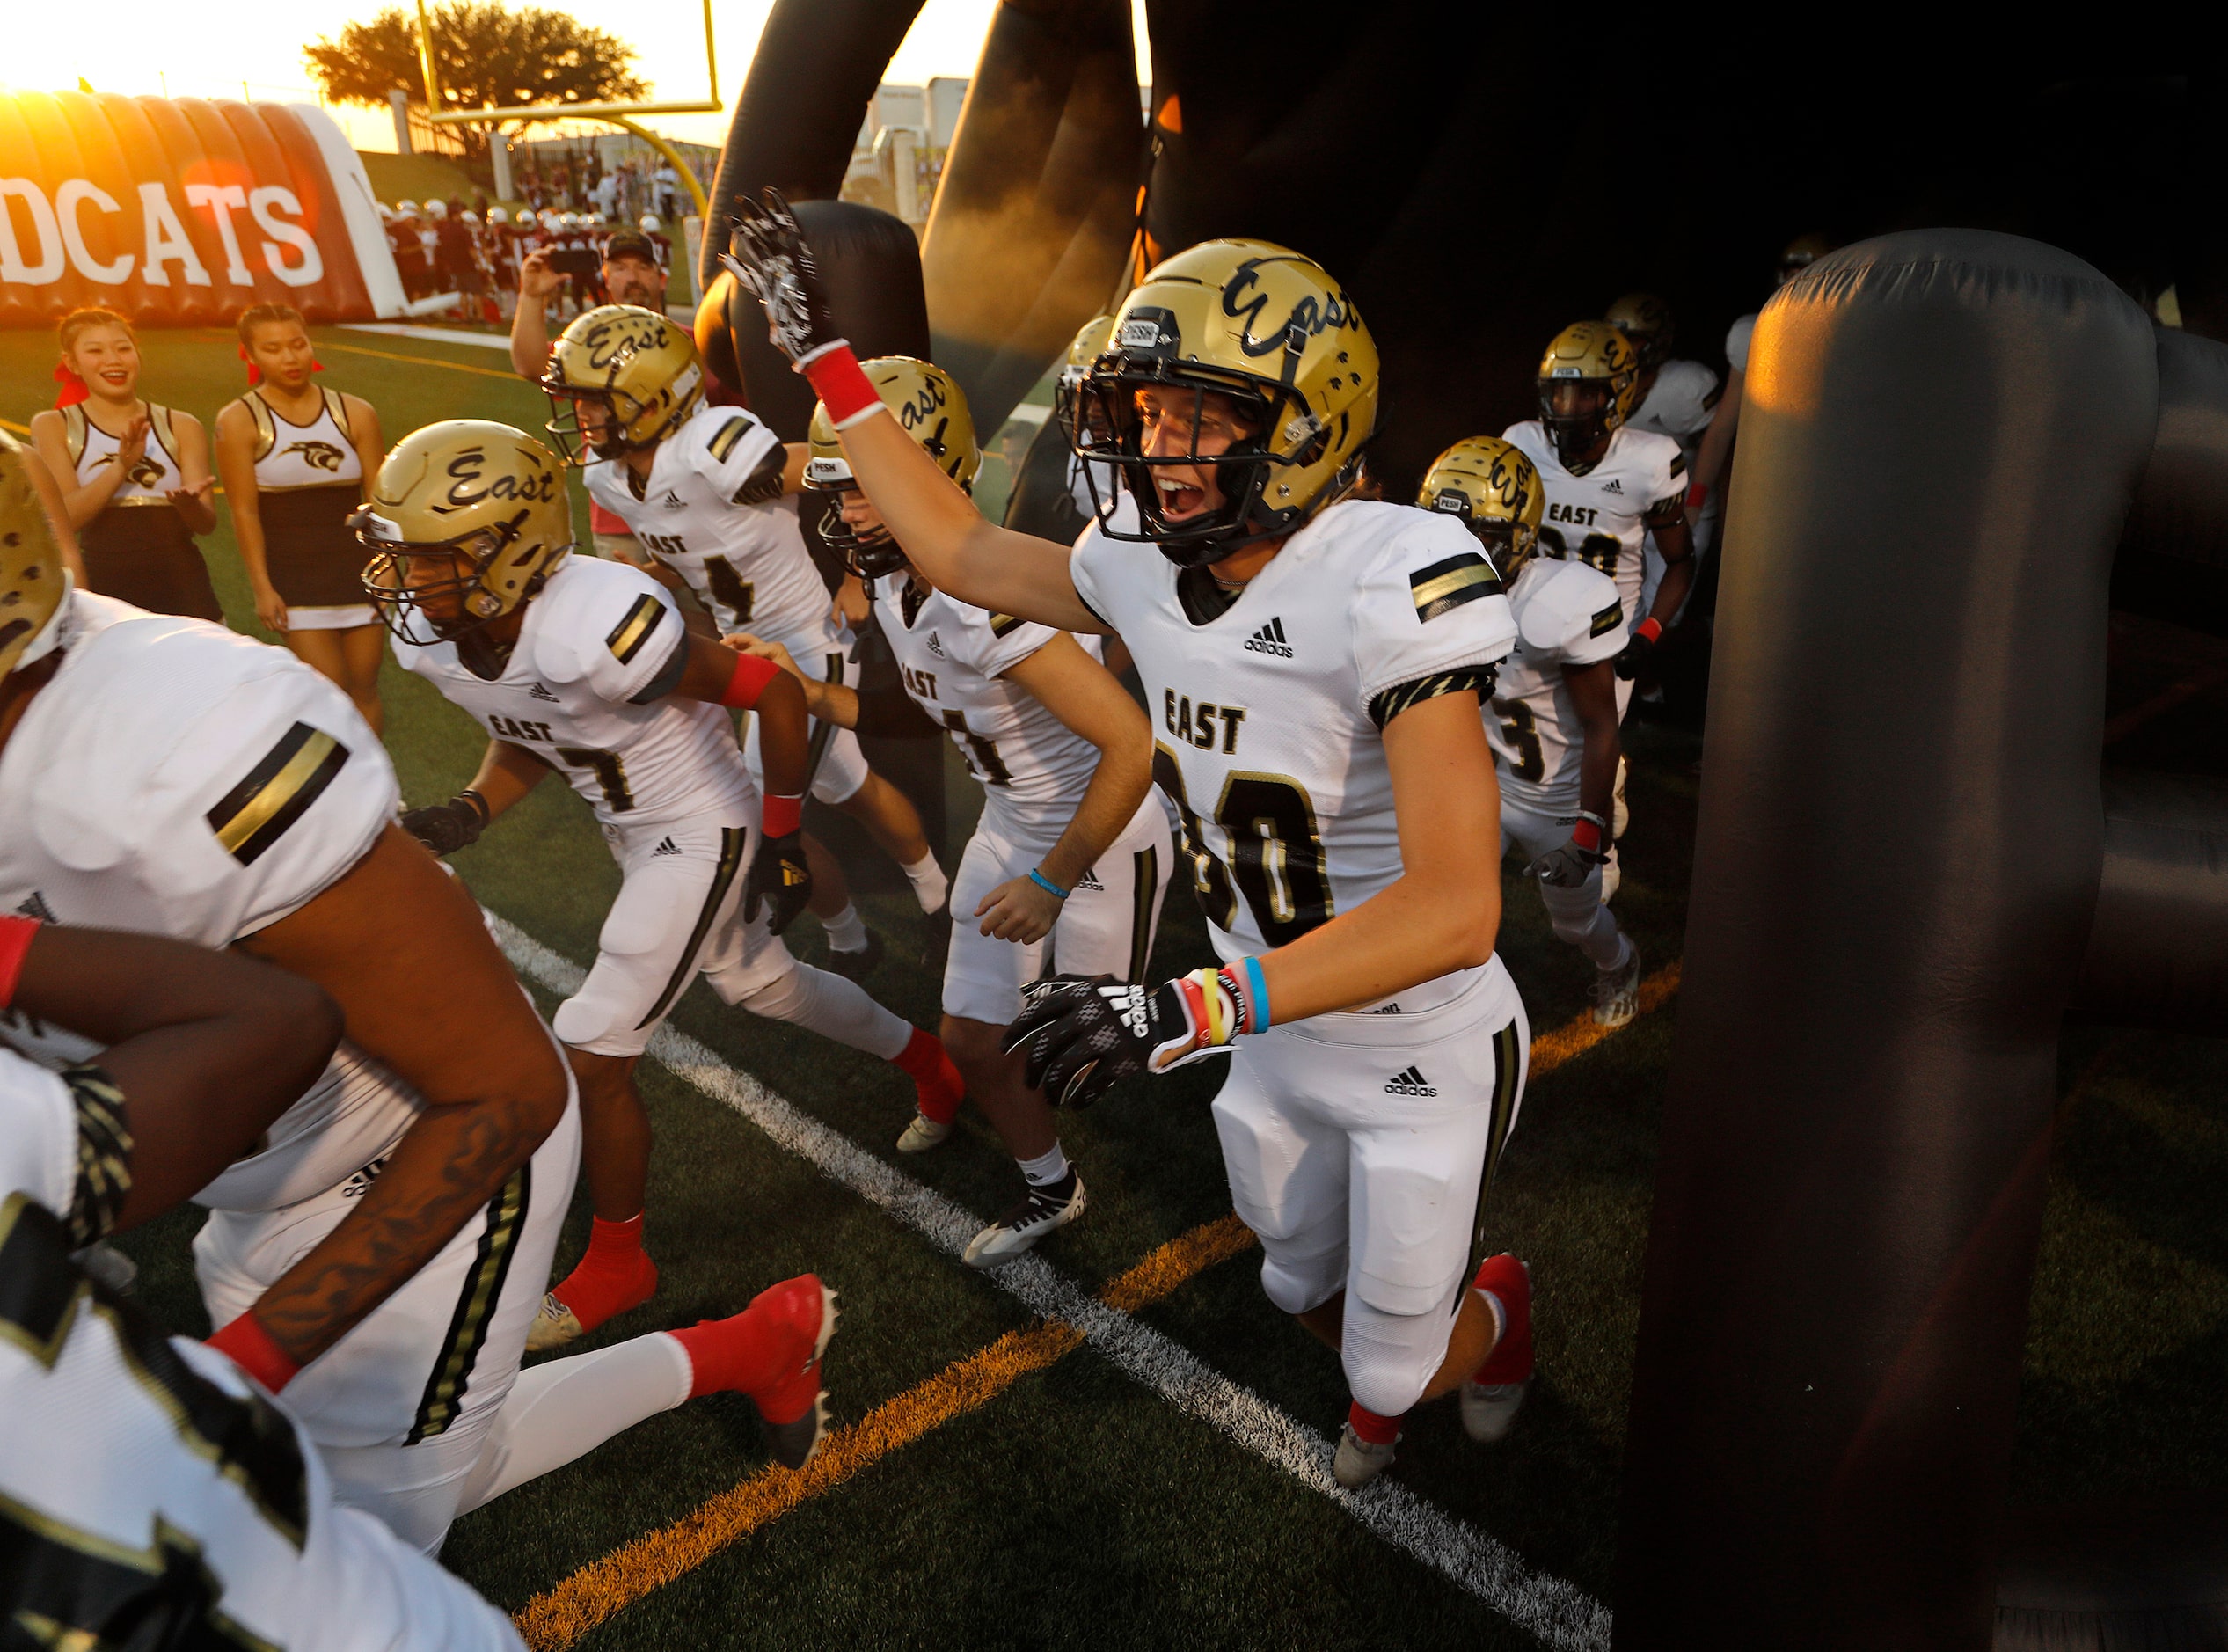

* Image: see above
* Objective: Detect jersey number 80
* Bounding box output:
[1152,745,1333,946]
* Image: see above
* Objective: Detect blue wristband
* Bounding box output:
[1240,955,1271,1032]
[1027,867,1071,901]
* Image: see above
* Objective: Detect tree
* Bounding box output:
[304,2,646,152]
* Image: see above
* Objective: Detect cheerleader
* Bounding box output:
[214,304,387,731]
[30,306,219,619]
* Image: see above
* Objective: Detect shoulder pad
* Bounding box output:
[1518,559,1621,652]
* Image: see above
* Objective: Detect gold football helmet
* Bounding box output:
[1415,437,1545,582]
[541,304,705,463]
[1071,238,1377,566]
[1537,320,1640,468]
[1054,313,1117,443]
[1604,293,1675,372]
[1779,232,1834,285]
[356,420,573,650]
[807,357,980,580]
[0,433,69,681]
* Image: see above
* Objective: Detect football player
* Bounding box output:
[541,306,951,972]
[0,918,529,1648]
[742,358,1169,1267]
[368,420,961,1347]
[1419,439,1641,1026]
[726,199,1537,1488]
[0,433,838,1552]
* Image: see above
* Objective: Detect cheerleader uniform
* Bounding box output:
[238,389,371,631]
[61,402,222,622]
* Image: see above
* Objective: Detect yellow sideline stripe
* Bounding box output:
[514,973,1681,1647]
[514,1214,1260,1651]
[0,416,30,437]
[1528,962,1681,1078]
[316,340,525,382]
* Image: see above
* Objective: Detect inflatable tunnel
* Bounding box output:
[706,16,2228,1642]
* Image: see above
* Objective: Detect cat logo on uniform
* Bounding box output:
[281,440,347,472]
[97,451,165,489]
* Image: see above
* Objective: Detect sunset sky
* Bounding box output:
[8,0,1153,151]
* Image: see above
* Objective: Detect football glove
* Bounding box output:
[400,790,489,857]
[744,829,813,937]
[1002,969,1242,1109]
[723,191,843,369]
[1525,811,1611,888]
[1614,617,1663,681]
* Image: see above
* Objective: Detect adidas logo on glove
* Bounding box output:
[1244,617,1294,658]
[1384,1065,1438,1096]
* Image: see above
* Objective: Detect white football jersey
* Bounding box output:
[1626,358,1720,459]
[873,576,1100,844]
[1070,500,1519,1017]
[394,555,754,830]
[584,402,832,649]
[1486,557,1627,808]
[0,596,421,1213]
[1502,420,1684,623]
[0,1052,526,1652]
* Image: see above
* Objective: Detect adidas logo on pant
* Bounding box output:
[1244,617,1294,657]
[1384,1064,1437,1096]
[652,837,682,857]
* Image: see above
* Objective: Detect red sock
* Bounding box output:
[668,1274,827,1419]
[550,1213,657,1331]
[1471,1253,1534,1385]
[894,1027,964,1125]
[1348,1400,1403,1445]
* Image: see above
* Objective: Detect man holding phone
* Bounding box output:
[511,227,671,560]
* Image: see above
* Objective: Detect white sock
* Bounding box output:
[902,851,949,915]
[1018,1144,1070,1188]
[739,963,911,1061]
[454,1333,692,1517]
[1474,1288,1508,1352]
[822,902,868,953]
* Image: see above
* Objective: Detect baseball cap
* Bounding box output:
[603,228,663,266]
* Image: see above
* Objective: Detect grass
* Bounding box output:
[5,322,2228,1646]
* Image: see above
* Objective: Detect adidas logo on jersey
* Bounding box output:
[15,891,55,923]
[528,681,559,702]
[660,490,686,509]
[926,632,946,659]
[1602,478,1625,493]
[652,836,682,857]
[341,1153,391,1199]
[1384,1065,1437,1096]
[1244,617,1294,657]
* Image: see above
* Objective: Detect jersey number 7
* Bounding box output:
[1152,745,1333,947]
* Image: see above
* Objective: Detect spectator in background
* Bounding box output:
[509,225,669,560]
[654,162,681,222]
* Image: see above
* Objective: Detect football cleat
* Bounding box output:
[921,905,953,970]
[962,1170,1087,1269]
[1590,942,1641,1028]
[1462,1254,1533,1444]
[528,1246,658,1352]
[895,1112,953,1154]
[1333,1422,1399,1488]
[747,1276,839,1470]
[824,926,885,982]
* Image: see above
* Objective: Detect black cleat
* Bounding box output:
[825,926,885,981]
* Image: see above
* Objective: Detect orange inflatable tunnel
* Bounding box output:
[0,93,402,327]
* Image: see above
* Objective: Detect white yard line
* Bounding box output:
[340,323,516,349]
[490,912,1612,1652]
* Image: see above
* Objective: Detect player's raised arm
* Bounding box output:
[724,192,1100,633]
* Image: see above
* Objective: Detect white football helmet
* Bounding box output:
[639,215,662,234]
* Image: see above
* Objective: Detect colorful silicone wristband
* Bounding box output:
[1632,617,1663,645]
[1027,868,1070,901]
[762,793,804,838]
[206,1312,303,1393]
[720,648,782,709]
[0,915,40,1010]
[1239,956,1271,1033]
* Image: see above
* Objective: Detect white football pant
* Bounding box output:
[1500,786,1631,971]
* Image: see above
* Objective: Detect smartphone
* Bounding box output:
[548,246,601,278]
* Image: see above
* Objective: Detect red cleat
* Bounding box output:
[895,1027,965,1125]
[669,1274,839,1469]
[1463,1253,1532,1444]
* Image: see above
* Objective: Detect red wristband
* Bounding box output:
[206,1312,303,1393]
[762,792,804,838]
[800,344,885,428]
[720,648,782,709]
[1570,817,1606,854]
[1633,617,1663,645]
[0,916,39,1010]
[1684,480,1709,510]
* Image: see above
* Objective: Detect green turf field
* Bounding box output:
[4,324,2225,1648]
